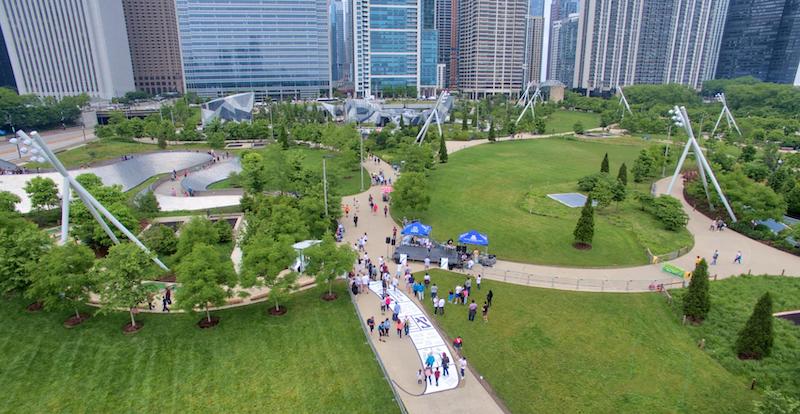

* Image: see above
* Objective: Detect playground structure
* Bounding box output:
[9,130,170,271]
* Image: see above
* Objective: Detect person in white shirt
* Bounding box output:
[424,257,430,269]
[460,357,467,378]
[361,275,369,293]
[438,297,445,315]
[476,274,482,290]
[392,276,399,291]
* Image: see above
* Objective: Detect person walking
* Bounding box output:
[476,274,482,290]
[384,205,388,218]
[431,283,439,300]
[165,286,172,306]
[424,366,433,385]
[464,277,472,294]
[433,297,440,315]
[425,352,436,368]
[367,316,375,334]
[487,289,494,307]
[460,357,467,378]
[468,300,478,321]
[434,367,441,386]
[453,336,463,352]
[482,301,489,322]
[396,318,404,338]
[438,297,445,316]
[404,316,411,336]
[353,214,359,227]
[734,250,743,264]
[441,353,450,376]
[393,301,401,321]
[424,256,430,270]
[712,250,719,265]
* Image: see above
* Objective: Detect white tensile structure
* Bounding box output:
[415,91,451,144]
[201,92,255,127]
[616,85,633,118]
[515,82,543,125]
[10,131,170,270]
[666,106,737,223]
[710,92,742,137]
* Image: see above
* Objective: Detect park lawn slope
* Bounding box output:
[408,137,691,266]
[0,283,397,414]
[423,270,755,414]
[672,275,800,396]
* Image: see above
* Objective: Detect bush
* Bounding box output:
[175,217,220,259]
[141,224,178,256]
[213,219,233,243]
[683,259,710,322]
[652,195,688,231]
[735,292,774,360]
[744,162,771,182]
[577,172,605,192]
[632,149,656,183]
[573,197,595,247]
[135,191,160,215]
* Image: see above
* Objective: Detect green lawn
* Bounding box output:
[405,137,691,266]
[672,275,800,396]
[422,270,756,413]
[207,145,368,196]
[0,283,398,413]
[546,110,602,133]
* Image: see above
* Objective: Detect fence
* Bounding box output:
[646,245,693,264]
[478,267,685,293]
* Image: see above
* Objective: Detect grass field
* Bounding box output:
[672,275,800,396]
[0,283,398,413]
[207,145,368,196]
[545,110,602,133]
[404,137,691,266]
[422,270,756,413]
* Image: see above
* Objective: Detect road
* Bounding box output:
[0,126,95,163]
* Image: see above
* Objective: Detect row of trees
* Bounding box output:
[0,88,89,132]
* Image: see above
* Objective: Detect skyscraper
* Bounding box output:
[436,0,454,88]
[122,0,185,95]
[0,28,15,90]
[0,0,135,99]
[331,0,348,82]
[175,0,330,100]
[717,0,800,85]
[575,0,728,93]
[524,16,545,86]
[548,13,579,86]
[353,0,438,98]
[457,0,528,97]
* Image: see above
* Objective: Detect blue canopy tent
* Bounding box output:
[458,230,489,253]
[401,221,432,236]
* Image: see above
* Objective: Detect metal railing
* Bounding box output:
[476,267,685,293]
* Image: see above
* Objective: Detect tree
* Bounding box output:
[652,195,688,230]
[25,242,95,323]
[438,133,448,163]
[277,124,290,149]
[632,149,656,183]
[241,234,297,313]
[213,219,232,243]
[600,153,610,173]
[304,233,356,300]
[0,190,20,213]
[392,172,430,216]
[683,259,710,323]
[472,108,478,131]
[141,224,178,256]
[739,145,757,163]
[157,135,167,149]
[461,112,468,131]
[175,217,220,259]
[0,213,52,294]
[488,120,496,141]
[533,117,546,135]
[786,185,800,216]
[573,122,585,134]
[745,162,771,182]
[573,197,595,248]
[767,168,794,194]
[24,176,59,210]
[135,191,160,215]
[735,292,774,360]
[611,180,627,205]
[95,243,152,330]
[754,388,800,414]
[207,131,225,149]
[176,243,236,324]
[591,177,615,209]
[617,163,628,186]
[240,152,268,194]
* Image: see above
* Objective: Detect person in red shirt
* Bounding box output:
[434,367,441,386]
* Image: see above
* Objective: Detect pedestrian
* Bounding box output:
[438,297,445,316]
[734,250,743,264]
[448,290,454,304]
[441,352,450,376]
[384,205,388,217]
[393,301,401,321]
[165,286,172,305]
[424,366,433,385]
[424,272,431,287]
[712,250,719,265]
[454,285,462,303]
[482,301,489,322]
[460,357,467,378]
[476,274,482,290]
[396,318,404,338]
[385,295,391,315]
[453,336,463,352]
[465,277,472,294]
[431,283,438,300]
[162,295,170,312]
[354,214,359,227]
[426,352,435,368]
[487,289,494,307]
[367,316,375,334]
[433,297,440,315]
[417,369,424,384]
[404,316,410,336]
[434,367,441,386]
[468,300,478,321]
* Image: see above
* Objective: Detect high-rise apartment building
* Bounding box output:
[331,0,348,82]
[575,0,728,93]
[0,0,135,99]
[353,0,438,98]
[548,13,579,85]
[0,28,15,89]
[436,0,454,88]
[717,0,800,85]
[175,0,330,100]
[457,0,528,96]
[122,0,184,95]
[524,16,545,86]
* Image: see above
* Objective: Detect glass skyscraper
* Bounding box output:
[353,0,438,98]
[175,0,330,100]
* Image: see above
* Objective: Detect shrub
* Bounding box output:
[135,191,160,215]
[577,172,607,192]
[652,195,688,231]
[573,197,595,247]
[213,219,233,243]
[735,292,774,360]
[141,224,178,256]
[683,259,710,322]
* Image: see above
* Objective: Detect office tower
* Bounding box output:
[457,0,528,97]
[717,0,800,84]
[122,0,184,95]
[353,0,438,98]
[0,28,14,89]
[176,0,330,100]
[0,0,135,100]
[575,0,728,93]
[524,16,545,85]
[331,0,348,82]
[548,13,579,86]
[436,0,454,88]
[551,0,579,20]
